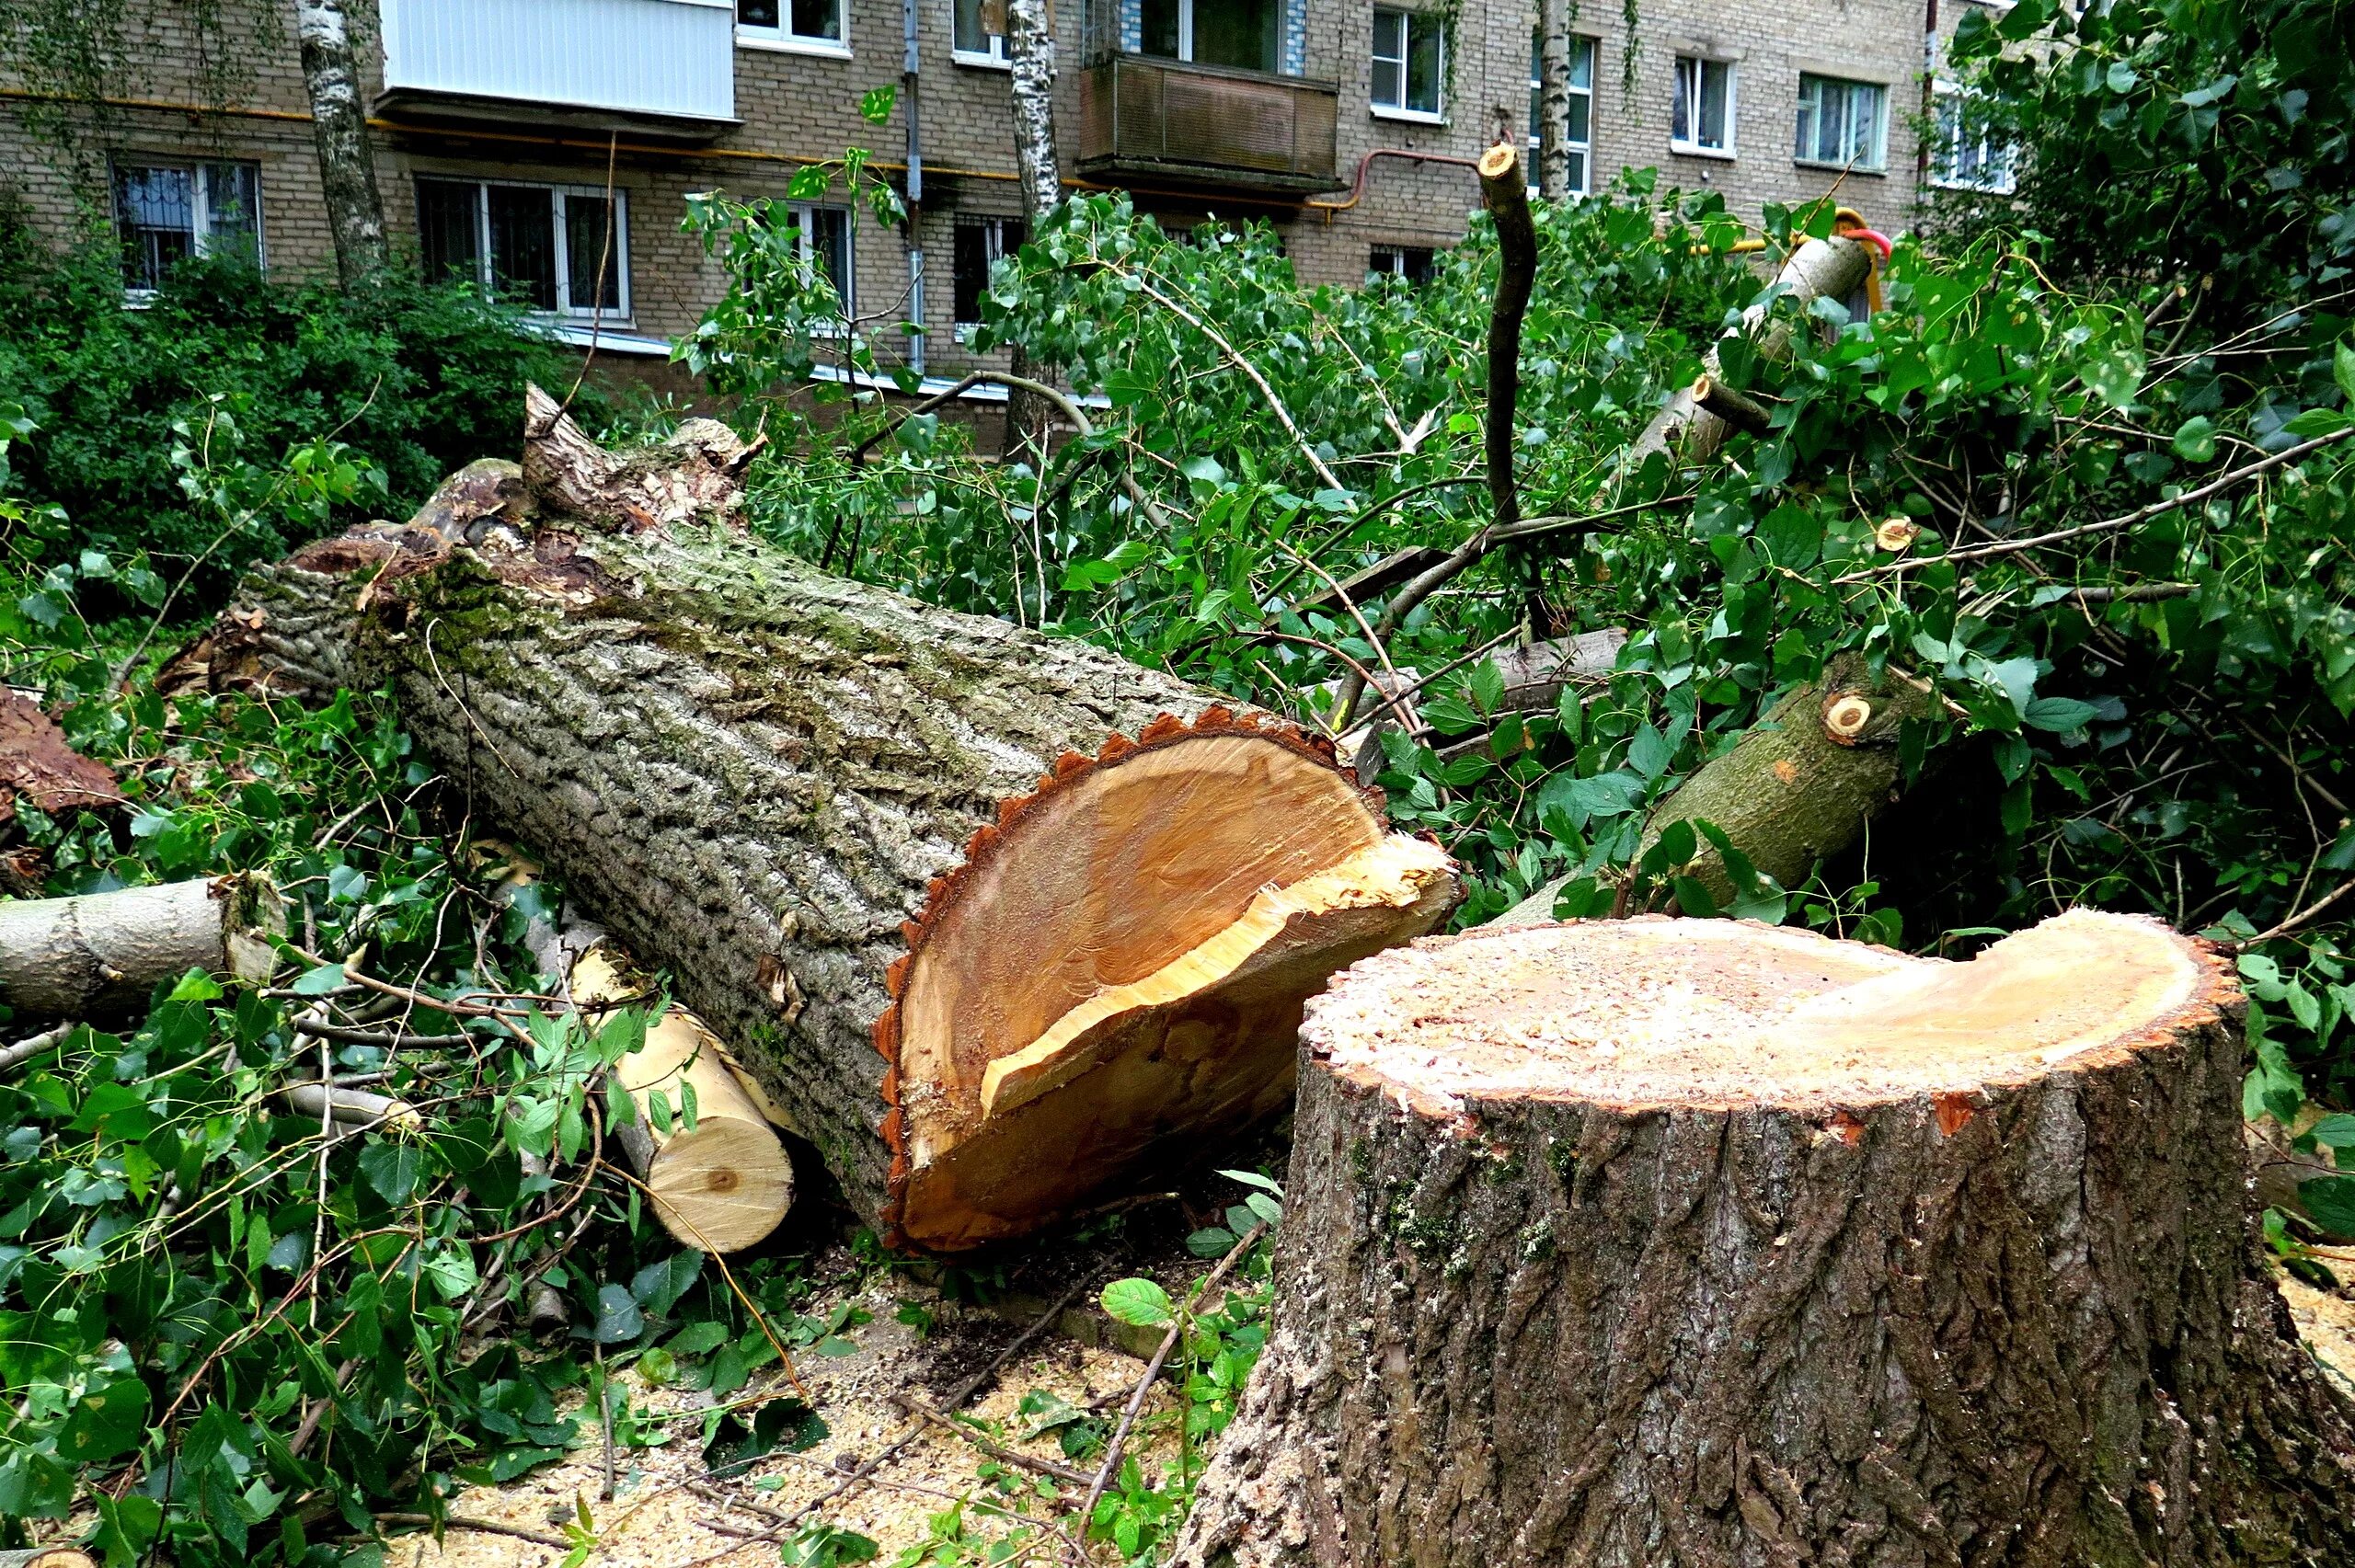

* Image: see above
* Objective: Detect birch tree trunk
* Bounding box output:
[293,0,388,287]
[1174,912,2355,1567]
[1003,0,1063,461]
[1535,0,1572,198]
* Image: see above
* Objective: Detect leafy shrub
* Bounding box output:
[0,242,588,601]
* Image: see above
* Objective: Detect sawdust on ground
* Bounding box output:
[397,1278,1179,1568]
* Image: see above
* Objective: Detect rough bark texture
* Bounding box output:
[293,0,388,287]
[1500,653,1936,922]
[180,395,1446,1250]
[0,874,281,1025]
[1630,237,1874,467]
[1478,144,1536,542]
[1173,916,2355,1568]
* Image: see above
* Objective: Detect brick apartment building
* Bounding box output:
[0,0,2004,389]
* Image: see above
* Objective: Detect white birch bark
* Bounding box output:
[1536,0,1572,198]
[294,0,389,285]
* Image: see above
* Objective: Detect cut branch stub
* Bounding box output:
[191,391,1458,1251]
[1173,910,2355,1567]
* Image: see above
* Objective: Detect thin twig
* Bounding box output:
[375,1513,569,1550]
[1837,425,2355,584]
[887,1394,1094,1484]
[1074,1224,1269,1549]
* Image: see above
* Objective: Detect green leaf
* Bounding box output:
[93,1493,164,1568]
[1185,1227,1237,1257]
[2106,59,2139,92]
[2022,696,2098,733]
[2171,416,2219,462]
[2300,1175,2355,1237]
[2308,1114,2355,1150]
[632,1251,704,1318]
[2280,406,2351,439]
[593,1283,645,1344]
[1755,504,1822,570]
[290,962,349,996]
[1671,876,1718,917]
[666,1319,729,1356]
[359,1141,421,1206]
[859,85,897,124]
[1217,1167,1284,1196]
[1100,1277,1174,1328]
[2336,339,2355,406]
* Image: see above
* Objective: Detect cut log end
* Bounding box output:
[1476,142,1522,181]
[881,711,1457,1250]
[1310,910,2226,1117]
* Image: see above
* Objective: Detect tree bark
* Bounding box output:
[1500,653,1937,921]
[0,873,281,1026]
[1534,0,1572,198]
[1629,236,1873,467]
[293,0,389,287]
[1003,0,1063,462]
[177,389,1456,1252]
[1173,911,2355,1568]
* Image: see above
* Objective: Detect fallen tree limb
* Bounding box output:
[1476,142,1536,540]
[1499,653,1937,921]
[1173,911,2355,1566]
[179,387,1457,1251]
[0,873,281,1025]
[1629,235,1874,466]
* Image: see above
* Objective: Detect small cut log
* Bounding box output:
[0,873,281,1026]
[1173,910,2355,1567]
[181,387,1459,1250]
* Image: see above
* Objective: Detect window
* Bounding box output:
[1527,32,1596,195]
[1367,245,1436,285]
[1932,85,2016,192]
[1794,74,1886,169]
[417,178,628,318]
[1142,0,1281,74]
[1371,6,1442,118]
[1671,55,1734,155]
[783,202,855,321]
[953,214,1023,330]
[738,0,846,52]
[953,0,1008,62]
[113,160,262,292]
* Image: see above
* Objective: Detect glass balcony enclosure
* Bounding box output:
[377,0,738,137]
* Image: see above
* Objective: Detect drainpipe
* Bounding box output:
[903,0,926,374]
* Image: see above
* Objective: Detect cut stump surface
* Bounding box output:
[1173,910,2355,1568]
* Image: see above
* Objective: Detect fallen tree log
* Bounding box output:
[1172,910,2355,1567]
[0,873,281,1026]
[176,388,1458,1251]
[1499,653,1936,921]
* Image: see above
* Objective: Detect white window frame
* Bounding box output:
[950,0,1011,65]
[952,213,1021,338]
[737,0,851,58]
[1527,32,1596,197]
[783,200,856,333]
[1793,73,1888,171]
[112,159,266,300]
[1671,54,1736,158]
[1370,6,1445,123]
[422,178,633,322]
[1930,80,2017,192]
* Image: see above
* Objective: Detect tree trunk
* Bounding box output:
[1003,0,1063,462]
[1534,0,1572,198]
[1499,653,1937,922]
[1173,911,2355,1567]
[0,874,281,1026]
[1629,236,1873,467]
[293,0,388,287]
[176,389,1456,1252]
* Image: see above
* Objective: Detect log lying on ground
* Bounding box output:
[176,387,1458,1250]
[0,874,281,1026]
[1629,235,1874,466]
[1173,910,2355,1567]
[1499,652,1936,922]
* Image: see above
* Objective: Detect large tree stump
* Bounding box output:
[172,390,1457,1250]
[1172,911,2355,1567]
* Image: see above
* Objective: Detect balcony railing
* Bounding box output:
[379,0,737,133]
[1078,55,1340,196]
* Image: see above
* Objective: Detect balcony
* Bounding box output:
[377,0,738,141]
[1078,55,1340,197]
